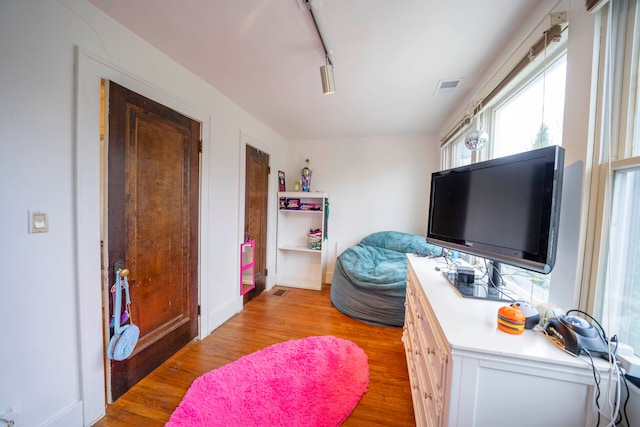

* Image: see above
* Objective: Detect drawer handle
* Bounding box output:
[427,347,436,355]
[415,350,421,356]
[424,392,433,400]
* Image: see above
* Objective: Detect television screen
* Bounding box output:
[427,145,564,274]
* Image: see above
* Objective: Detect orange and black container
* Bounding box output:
[497,305,526,335]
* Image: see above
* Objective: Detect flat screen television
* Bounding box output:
[426,146,565,300]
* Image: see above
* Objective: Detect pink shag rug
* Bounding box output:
[165,336,369,427]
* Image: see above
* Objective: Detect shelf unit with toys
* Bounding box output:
[276,191,328,290]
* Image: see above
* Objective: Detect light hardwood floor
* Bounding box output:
[93,285,416,426]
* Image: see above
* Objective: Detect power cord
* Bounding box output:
[582,348,630,427]
[582,349,602,427]
[541,317,628,427]
[566,309,610,344]
[482,258,518,301]
[614,367,630,427]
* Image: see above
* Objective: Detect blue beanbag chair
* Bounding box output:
[330,231,441,326]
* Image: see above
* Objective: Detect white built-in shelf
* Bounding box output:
[278,245,323,253]
[276,191,328,290]
[279,208,324,213]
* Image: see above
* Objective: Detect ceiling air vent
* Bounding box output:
[434,79,463,96]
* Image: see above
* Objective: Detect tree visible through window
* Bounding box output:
[534,123,550,149]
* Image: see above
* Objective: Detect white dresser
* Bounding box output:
[403,254,610,427]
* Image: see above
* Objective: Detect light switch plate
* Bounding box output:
[28,210,49,233]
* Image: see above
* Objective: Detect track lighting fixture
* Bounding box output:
[320,58,335,95]
[306,0,336,95]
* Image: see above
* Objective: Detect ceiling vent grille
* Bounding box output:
[434,79,463,96]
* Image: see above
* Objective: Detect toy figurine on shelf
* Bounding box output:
[301,158,312,192]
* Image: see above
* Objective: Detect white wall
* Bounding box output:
[0,0,288,425]
[286,134,439,280]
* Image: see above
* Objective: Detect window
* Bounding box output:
[598,161,640,352]
[492,56,567,159]
[439,26,568,303]
[451,136,472,167]
[590,0,640,355]
[488,53,567,304]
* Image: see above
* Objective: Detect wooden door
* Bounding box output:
[244,146,269,302]
[107,82,200,401]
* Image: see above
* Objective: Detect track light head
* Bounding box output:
[320,62,335,95]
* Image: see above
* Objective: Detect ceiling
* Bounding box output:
[88,0,547,141]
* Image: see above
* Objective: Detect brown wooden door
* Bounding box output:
[107,81,200,401]
[244,146,269,302]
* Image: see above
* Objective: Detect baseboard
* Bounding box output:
[207,298,238,333]
[325,270,333,285]
[42,401,83,427]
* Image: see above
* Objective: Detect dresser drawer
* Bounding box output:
[407,356,429,426]
[405,269,449,427]
[413,294,448,389]
[405,335,441,426]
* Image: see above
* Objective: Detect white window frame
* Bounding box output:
[584,0,640,355]
[590,157,640,325]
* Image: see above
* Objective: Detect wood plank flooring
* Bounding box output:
[93,285,415,426]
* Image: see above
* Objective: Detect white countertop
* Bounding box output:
[407,254,609,372]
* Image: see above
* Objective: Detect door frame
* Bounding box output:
[75,48,211,424]
[237,131,275,311]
